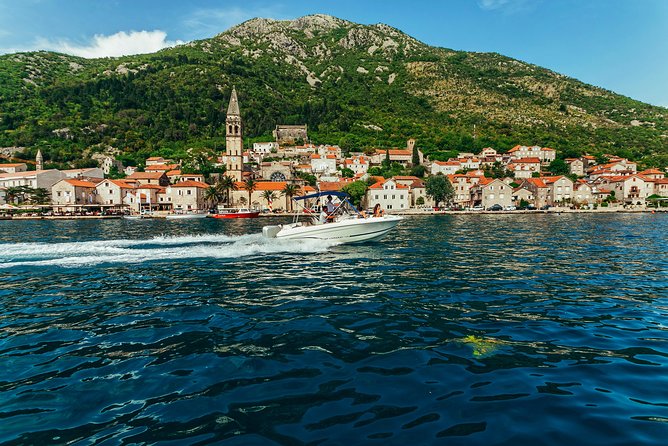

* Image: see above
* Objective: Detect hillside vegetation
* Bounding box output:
[0,14,666,168]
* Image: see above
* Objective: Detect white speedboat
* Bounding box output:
[262,191,402,244]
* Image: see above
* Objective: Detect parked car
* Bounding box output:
[504,205,517,211]
[470,205,484,211]
[539,205,551,210]
[487,204,503,211]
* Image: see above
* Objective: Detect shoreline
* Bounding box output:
[1,208,666,220]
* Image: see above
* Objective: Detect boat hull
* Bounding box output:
[265,215,402,244]
[211,212,260,219]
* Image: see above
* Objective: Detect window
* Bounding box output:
[187,190,192,195]
[392,195,395,199]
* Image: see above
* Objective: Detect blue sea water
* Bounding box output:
[0,214,667,445]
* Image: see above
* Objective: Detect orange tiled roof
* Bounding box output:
[525,178,547,188]
[639,169,664,175]
[127,171,167,179]
[170,180,209,189]
[0,163,26,167]
[64,179,97,188]
[368,179,409,190]
[513,157,541,164]
[233,181,289,191]
[109,180,135,189]
[145,163,179,171]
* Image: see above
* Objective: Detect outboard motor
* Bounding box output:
[262,225,281,238]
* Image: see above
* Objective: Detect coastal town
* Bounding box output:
[1,88,667,218]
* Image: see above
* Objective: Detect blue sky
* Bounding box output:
[1,0,666,107]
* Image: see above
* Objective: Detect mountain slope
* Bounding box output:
[0,14,666,167]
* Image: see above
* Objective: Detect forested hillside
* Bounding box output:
[0,14,666,168]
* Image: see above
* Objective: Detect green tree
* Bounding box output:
[281,183,301,211]
[412,144,420,166]
[410,165,426,178]
[549,158,570,175]
[218,175,238,205]
[107,165,126,179]
[242,178,257,208]
[297,172,317,187]
[341,167,354,178]
[425,174,454,207]
[204,185,225,208]
[341,180,369,208]
[261,190,276,209]
[29,187,51,205]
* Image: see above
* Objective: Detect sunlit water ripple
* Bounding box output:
[0,214,667,445]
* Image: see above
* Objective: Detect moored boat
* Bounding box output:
[210,208,260,219]
[166,212,208,220]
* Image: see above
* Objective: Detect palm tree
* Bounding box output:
[4,186,20,204]
[261,190,276,210]
[29,187,51,205]
[5,186,31,205]
[204,185,224,209]
[242,178,257,209]
[282,183,301,212]
[219,175,238,206]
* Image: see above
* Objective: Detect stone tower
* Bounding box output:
[225,86,243,181]
[36,149,43,171]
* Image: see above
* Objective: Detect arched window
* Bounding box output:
[234,125,239,134]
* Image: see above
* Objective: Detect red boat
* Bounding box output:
[210,208,260,219]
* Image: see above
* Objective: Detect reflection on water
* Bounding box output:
[0,214,667,444]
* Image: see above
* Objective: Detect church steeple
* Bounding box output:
[36,149,43,171]
[225,86,243,181]
[226,86,240,116]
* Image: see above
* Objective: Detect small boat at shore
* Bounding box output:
[166,212,207,220]
[210,208,260,219]
[262,191,402,244]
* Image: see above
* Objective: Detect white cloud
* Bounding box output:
[183,5,287,38]
[35,30,184,58]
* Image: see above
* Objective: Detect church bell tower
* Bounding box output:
[225,87,243,181]
[36,149,44,171]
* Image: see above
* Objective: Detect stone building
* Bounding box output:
[273,125,308,145]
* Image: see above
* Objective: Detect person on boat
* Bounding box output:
[319,206,328,224]
[325,195,336,213]
[373,203,384,217]
[321,195,337,222]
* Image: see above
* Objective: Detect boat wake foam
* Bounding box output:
[0,233,335,268]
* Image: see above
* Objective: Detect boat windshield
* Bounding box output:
[291,192,362,225]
